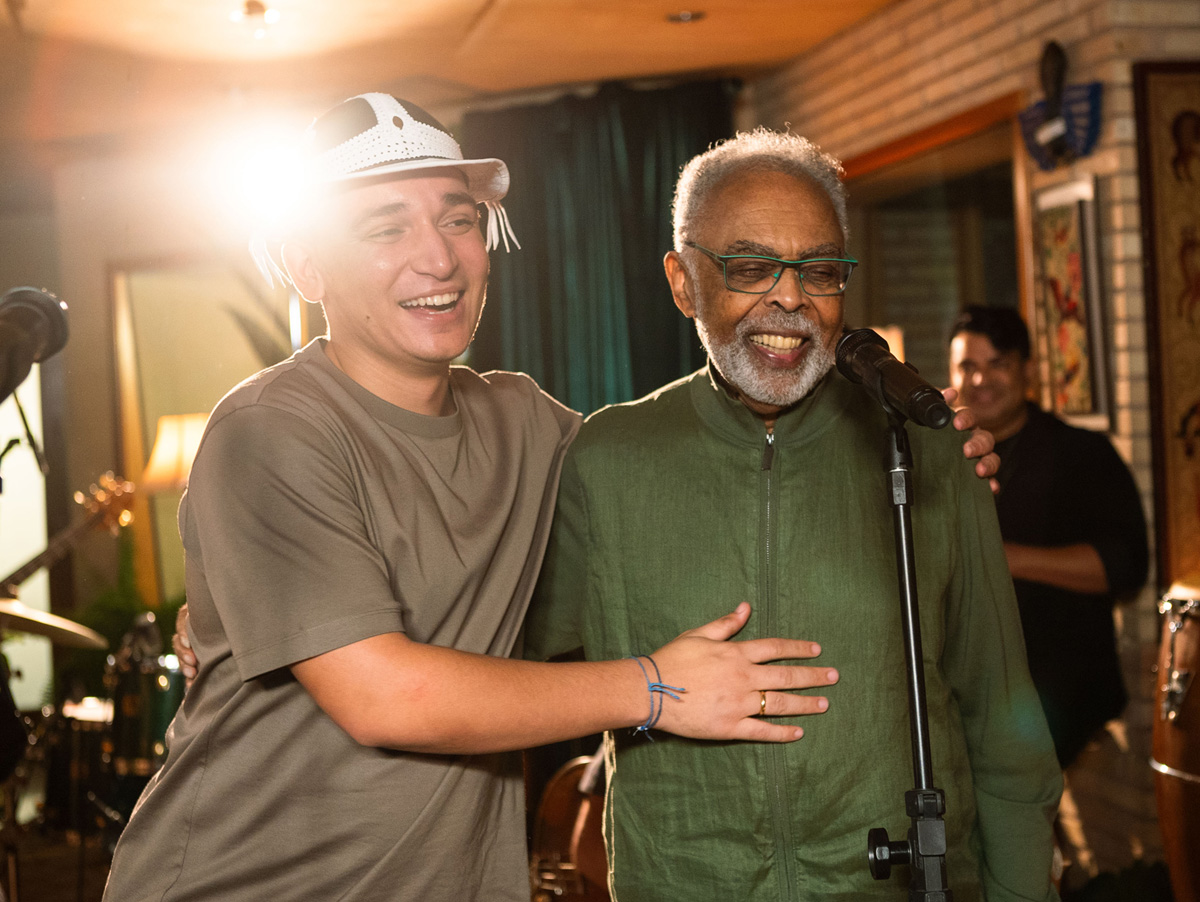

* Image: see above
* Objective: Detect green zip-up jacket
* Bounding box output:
[524,366,1061,902]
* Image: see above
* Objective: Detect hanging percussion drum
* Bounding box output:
[108,653,184,777]
[104,613,184,822]
[1151,573,1200,902]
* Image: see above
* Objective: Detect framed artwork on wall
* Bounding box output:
[1134,61,1200,589]
[1032,177,1110,431]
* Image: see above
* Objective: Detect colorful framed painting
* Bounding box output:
[1033,177,1110,430]
[1134,61,1200,589]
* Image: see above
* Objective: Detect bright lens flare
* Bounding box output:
[201,127,310,234]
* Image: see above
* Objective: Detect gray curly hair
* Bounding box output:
[671,128,849,252]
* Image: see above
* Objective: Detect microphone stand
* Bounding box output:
[865,411,952,900]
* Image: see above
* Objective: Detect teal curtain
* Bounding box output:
[461,81,735,414]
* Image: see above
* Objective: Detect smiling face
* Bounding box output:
[666,169,846,420]
[949,331,1033,441]
[283,167,489,404]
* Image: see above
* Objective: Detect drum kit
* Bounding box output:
[0,594,183,902]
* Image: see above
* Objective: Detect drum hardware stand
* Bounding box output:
[1151,577,1200,902]
[81,790,126,895]
[63,704,108,902]
[86,791,125,843]
[66,736,123,902]
[70,712,85,902]
[1151,588,1198,785]
[0,649,25,902]
[1,778,22,902]
[1157,595,1195,724]
[865,413,952,900]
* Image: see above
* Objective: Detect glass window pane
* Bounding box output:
[845,124,1018,387]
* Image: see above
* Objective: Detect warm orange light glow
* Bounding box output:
[140,413,208,494]
[869,324,906,362]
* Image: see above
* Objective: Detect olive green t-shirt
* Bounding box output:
[104,340,579,901]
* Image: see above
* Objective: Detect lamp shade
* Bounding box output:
[139,413,208,494]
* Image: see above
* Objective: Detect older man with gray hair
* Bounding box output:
[525,128,1062,901]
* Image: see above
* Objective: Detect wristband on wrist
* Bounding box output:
[629,654,685,741]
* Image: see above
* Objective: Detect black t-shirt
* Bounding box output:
[994,403,1149,767]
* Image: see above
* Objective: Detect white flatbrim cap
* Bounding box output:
[250,92,519,286]
[303,93,509,203]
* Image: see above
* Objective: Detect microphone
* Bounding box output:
[0,287,69,404]
[836,328,952,429]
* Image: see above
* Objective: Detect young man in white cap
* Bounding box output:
[101,94,845,902]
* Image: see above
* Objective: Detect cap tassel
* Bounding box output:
[485,201,521,253]
[249,232,291,288]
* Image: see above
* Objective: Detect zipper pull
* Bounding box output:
[761,432,775,470]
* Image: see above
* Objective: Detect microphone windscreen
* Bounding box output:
[0,287,69,361]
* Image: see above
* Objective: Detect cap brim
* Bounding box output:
[334,156,509,204]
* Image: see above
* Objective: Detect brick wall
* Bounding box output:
[748,0,1200,882]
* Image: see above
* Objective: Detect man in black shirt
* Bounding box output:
[948,305,1149,768]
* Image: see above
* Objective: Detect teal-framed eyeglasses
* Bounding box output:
[684,241,858,296]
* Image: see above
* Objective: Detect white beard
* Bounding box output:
[696,307,836,408]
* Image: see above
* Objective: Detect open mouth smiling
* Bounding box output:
[750,333,807,351]
[400,291,461,311]
[747,332,811,365]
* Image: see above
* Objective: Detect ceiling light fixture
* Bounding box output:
[229,0,280,38]
[667,10,705,23]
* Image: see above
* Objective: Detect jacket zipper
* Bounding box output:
[761,429,797,898]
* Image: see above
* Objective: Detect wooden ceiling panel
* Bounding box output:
[7,1,898,79]
[13,0,486,61]
[454,0,897,92]
[0,1,901,155]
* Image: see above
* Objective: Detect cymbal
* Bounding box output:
[0,599,108,650]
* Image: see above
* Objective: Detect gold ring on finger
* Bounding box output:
[759,690,767,717]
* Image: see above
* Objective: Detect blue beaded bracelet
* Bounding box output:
[629,655,685,741]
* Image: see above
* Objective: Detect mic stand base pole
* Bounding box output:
[866,413,953,900]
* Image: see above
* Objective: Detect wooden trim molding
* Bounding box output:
[1010,105,1035,331]
[841,93,1024,181]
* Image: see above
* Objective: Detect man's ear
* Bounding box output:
[664,251,696,319]
[281,242,325,303]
